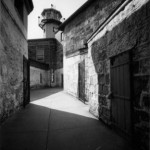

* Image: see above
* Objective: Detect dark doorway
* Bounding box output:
[61,74,63,88]
[110,51,133,135]
[78,60,86,103]
[23,56,30,107]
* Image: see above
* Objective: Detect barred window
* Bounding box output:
[36,49,44,62]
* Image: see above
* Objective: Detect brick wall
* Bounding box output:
[88,0,150,149]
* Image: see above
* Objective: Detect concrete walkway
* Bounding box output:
[0,88,134,150]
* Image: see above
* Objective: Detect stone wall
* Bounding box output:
[64,53,88,97]
[28,38,63,88]
[28,39,56,67]
[63,0,123,56]
[63,0,122,100]
[88,0,150,149]
[55,39,63,70]
[51,68,63,87]
[0,1,28,123]
[30,66,49,89]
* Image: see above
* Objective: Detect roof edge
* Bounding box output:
[28,38,56,42]
[59,0,93,31]
[87,0,130,44]
[41,8,62,18]
[25,0,34,14]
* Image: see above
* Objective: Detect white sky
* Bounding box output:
[28,0,87,39]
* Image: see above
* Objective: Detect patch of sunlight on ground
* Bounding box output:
[31,91,97,120]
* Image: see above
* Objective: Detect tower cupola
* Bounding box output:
[38,5,62,38]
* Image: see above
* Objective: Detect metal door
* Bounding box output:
[78,60,86,102]
[111,51,132,135]
[23,56,30,107]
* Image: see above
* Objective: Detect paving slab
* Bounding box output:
[0,88,134,150]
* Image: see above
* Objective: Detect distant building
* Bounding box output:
[59,0,150,149]
[0,0,33,123]
[28,6,63,89]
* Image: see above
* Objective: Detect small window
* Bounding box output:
[40,73,42,84]
[51,71,54,83]
[14,0,24,21]
[36,49,44,62]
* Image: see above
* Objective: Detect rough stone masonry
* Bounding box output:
[0,0,33,123]
[87,0,150,149]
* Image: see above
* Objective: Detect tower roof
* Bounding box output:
[41,8,62,18]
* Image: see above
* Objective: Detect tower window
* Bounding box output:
[14,0,24,21]
[53,27,58,33]
[44,29,46,33]
[36,48,44,62]
[61,32,64,41]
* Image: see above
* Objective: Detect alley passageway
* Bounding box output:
[1,88,133,150]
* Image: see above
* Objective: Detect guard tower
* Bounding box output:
[39,5,62,38]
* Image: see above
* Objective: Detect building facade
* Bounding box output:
[59,0,150,149]
[0,0,33,123]
[28,7,63,89]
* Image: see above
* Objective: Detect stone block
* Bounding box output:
[103,60,110,74]
[103,85,109,95]
[146,1,150,17]
[133,61,140,74]
[102,96,107,106]
[140,58,150,74]
[98,74,105,85]
[2,65,7,76]
[95,62,102,74]
[101,106,110,117]
[107,29,116,45]
[99,84,103,94]
[105,74,110,85]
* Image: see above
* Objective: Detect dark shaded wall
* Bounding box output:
[88,0,150,149]
[55,40,63,70]
[28,38,63,70]
[28,39,56,67]
[28,38,63,87]
[0,0,30,123]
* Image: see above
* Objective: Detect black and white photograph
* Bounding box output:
[0,0,150,149]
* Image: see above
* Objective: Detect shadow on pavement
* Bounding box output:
[30,88,63,102]
[1,103,134,150]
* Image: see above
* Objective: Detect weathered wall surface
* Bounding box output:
[28,39,56,66]
[88,0,150,149]
[55,39,63,70]
[0,1,28,123]
[63,0,122,99]
[28,38,63,88]
[64,54,88,97]
[51,68,63,87]
[63,0,122,56]
[30,66,49,89]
